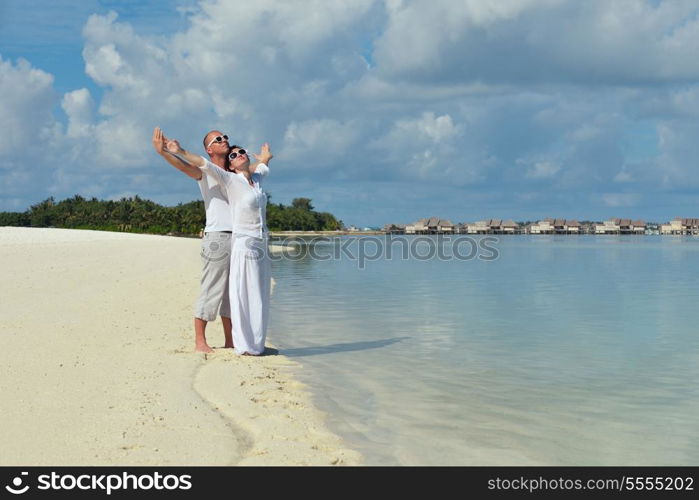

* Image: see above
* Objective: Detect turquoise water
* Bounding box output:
[267,235,699,465]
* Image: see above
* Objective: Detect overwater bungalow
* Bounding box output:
[425,217,437,233]
[661,219,683,235]
[461,219,519,234]
[438,219,454,233]
[603,218,646,234]
[527,218,579,234]
[391,216,654,235]
[565,220,581,233]
[685,218,699,234]
[465,220,492,234]
[500,220,519,234]
[661,218,699,235]
[404,217,455,234]
[383,223,406,234]
[420,217,451,234]
[631,220,646,234]
[595,219,621,234]
[405,218,428,234]
[552,219,581,234]
[528,219,554,234]
[614,218,633,234]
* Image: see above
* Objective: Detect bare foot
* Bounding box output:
[242,352,260,356]
[224,342,235,349]
[195,343,214,353]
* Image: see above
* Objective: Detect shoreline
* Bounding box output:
[6,226,694,239]
[0,226,361,466]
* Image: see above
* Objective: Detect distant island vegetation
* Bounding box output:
[0,195,343,236]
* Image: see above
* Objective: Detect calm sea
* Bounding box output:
[267,235,699,465]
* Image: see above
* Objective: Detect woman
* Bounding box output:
[166,138,273,355]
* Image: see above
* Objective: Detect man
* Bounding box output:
[152,126,233,353]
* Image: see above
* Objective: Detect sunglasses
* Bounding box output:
[206,135,229,148]
[228,149,247,160]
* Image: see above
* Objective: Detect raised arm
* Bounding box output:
[251,142,273,173]
[164,139,206,168]
[152,127,203,180]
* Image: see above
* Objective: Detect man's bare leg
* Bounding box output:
[221,316,234,348]
[194,317,214,353]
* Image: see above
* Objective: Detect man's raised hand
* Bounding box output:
[152,127,166,154]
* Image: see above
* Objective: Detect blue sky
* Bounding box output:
[1,0,699,226]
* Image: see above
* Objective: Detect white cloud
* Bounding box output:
[0,56,59,205]
[399,112,461,143]
[367,111,487,183]
[655,121,699,188]
[373,0,699,85]
[280,119,359,166]
[667,88,699,118]
[0,56,57,156]
[601,193,641,207]
[62,88,95,138]
[568,124,601,143]
[525,161,561,179]
[3,0,699,225]
[377,112,462,150]
[613,169,634,183]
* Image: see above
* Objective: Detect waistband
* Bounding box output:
[205,230,233,234]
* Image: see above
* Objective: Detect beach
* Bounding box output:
[0,227,361,466]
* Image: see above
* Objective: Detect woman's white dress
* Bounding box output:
[200,159,271,355]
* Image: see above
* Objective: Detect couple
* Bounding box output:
[152,127,273,356]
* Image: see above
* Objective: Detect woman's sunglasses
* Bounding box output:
[228,149,247,160]
[206,135,229,148]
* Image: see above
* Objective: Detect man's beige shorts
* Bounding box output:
[194,231,232,321]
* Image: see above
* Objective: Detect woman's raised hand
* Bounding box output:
[254,142,273,164]
[152,127,182,155]
[165,137,182,154]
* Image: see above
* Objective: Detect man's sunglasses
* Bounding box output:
[228,149,247,160]
[206,135,229,148]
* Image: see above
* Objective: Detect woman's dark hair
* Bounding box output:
[226,144,243,171]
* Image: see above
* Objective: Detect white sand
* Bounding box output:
[0,227,361,465]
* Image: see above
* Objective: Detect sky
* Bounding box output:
[1,0,699,226]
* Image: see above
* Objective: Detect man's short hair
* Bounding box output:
[203,131,217,149]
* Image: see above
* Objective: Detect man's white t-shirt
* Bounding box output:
[197,163,233,232]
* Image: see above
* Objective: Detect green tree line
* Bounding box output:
[0,195,343,235]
